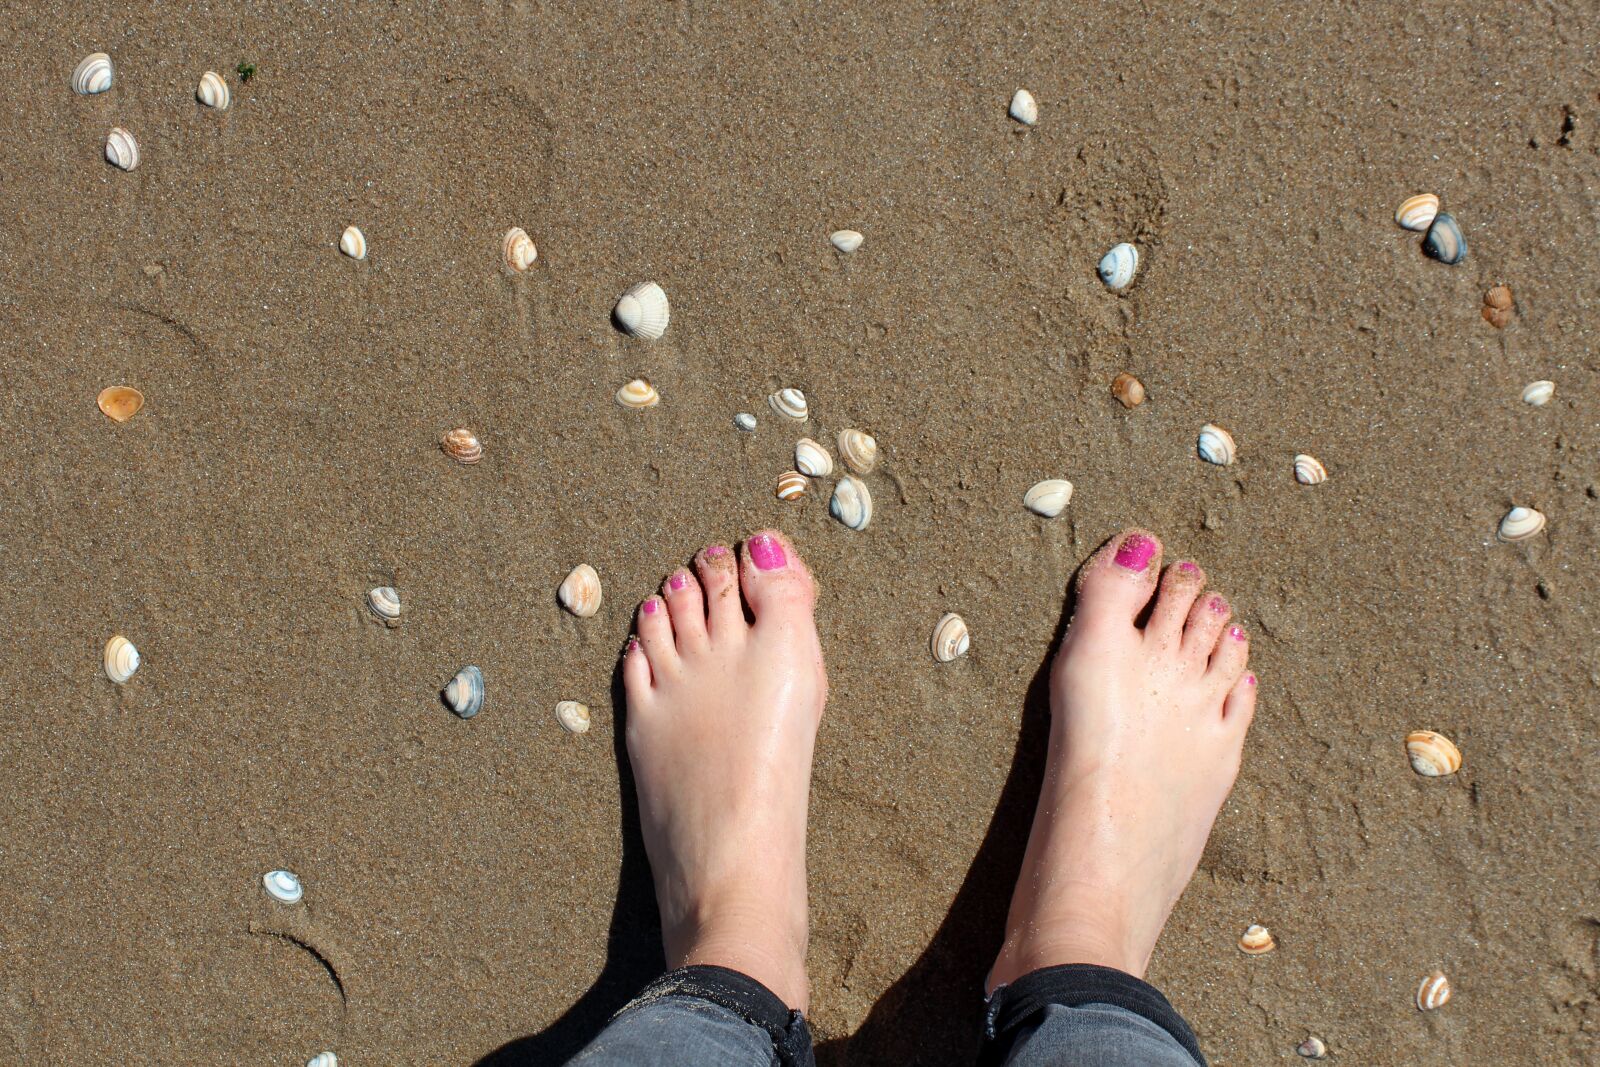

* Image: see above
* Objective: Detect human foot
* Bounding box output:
[622,530,827,1010]
[988,530,1257,990]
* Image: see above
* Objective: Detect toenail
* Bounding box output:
[1209,596,1229,614]
[1179,562,1199,574]
[1229,625,1246,641]
[642,598,659,615]
[626,636,640,653]
[705,545,728,559]
[1113,533,1158,571]
[749,534,788,571]
[669,572,688,591]
[1246,672,1257,686]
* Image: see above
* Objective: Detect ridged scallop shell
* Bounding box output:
[306,1054,337,1067]
[1405,730,1462,777]
[1497,506,1546,542]
[1296,1037,1327,1059]
[1521,380,1554,407]
[503,227,537,272]
[1293,454,1327,485]
[104,635,140,684]
[930,612,970,662]
[1395,193,1439,232]
[768,388,809,421]
[1482,284,1513,327]
[72,53,113,95]
[97,385,144,422]
[555,700,591,734]
[105,127,139,171]
[734,412,757,432]
[367,586,401,625]
[1198,424,1236,466]
[339,225,366,259]
[444,665,484,718]
[614,281,670,340]
[197,71,230,109]
[441,428,482,464]
[1416,970,1452,1011]
[830,229,863,253]
[1239,924,1276,955]
[616,378,660,409]
[559,564,602,618]
[795,438,833,477]
[1097,242,1138,290]
[1008,88,1038,126]
[829,475,872,530]
[1112,372,1145,408]
[836,429,877,474]
[1024,479,1074,518]
[262,869,303,904]
[776,470,809,501]
[1422,213,1466,264]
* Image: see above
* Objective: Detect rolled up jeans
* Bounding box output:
[567,963,1206,1066]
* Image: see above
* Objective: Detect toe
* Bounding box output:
[1208,621,1250,687]
[1182,591,1231,662]
[738,530,816,630]
[662,568,708,652]
[1145,561,1206,649]
[636,595,678,673]
[622,635,653,693]
[1073,529,1163,635]
[694,543,745,639]
[1223,670,1258,729]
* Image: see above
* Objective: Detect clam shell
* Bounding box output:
[367,586,401,625]
[837,429,878,474]
[1008,88,1038,126]
[795,437,834,477]
[559,564,603,618]
[1024,479,1074,518]
[1416,970,1452,1011]
[104,635,140,684]
[1484,284,1513,310]
[614,281,670,339]
[734,412,757,432]
[1521,380,1554,407]
[262,869,303,904]
[930,612,970,663]
[1239,924,1276,955]
[1296,1037,1328,1059]
[440,428,482,464]
[339,225,367,260]
[444,665,485,719]
[105,127,139,171]
[1497,506,1546,542]
[555,700,591,734]
[97,385,144,422]
[307,1055,338,1067]
[1112,372,1146,408]
[1198,424,1237,466]
[830,229,864,253]
[616,378,660,409]
[503,227,537,272]
[1097,242,1138,291]
[1482,304,1513,329]
[1293,454,1327,485]
[776,470,809,502]
[829,475,873,531]
[1422,213,1466,264]
[1405,730,1462,777]
[768,388,809,421]
[72,52,113,95]
[197,71,230,109]
[1395,193,1440,232]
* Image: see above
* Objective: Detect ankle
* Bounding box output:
[666,896,810,1010]
[992,892,1149,989]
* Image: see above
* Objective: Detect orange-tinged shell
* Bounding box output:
[1112,372,1146,408]
[1239,924,1276,955]
[97,386,144,422]
[1484,284,1513,310]
[1405,730,1461,776]
[1416,970,1452,1011]
[1395,193,1440,232]
[776,470,808,501]
[441,428,482,464]
[558,563,602,618]
[503,227,537,272]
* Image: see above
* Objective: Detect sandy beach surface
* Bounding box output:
[2,2,1597,1063]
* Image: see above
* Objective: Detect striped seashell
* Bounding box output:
[1197,424,1236,466]
[1296,1037,1327,1059]
[1521,380,1553,407]
[837,429,877,474]
[776,470,808,501]
[1112,372,1145,408]
[1405,730,1461,777]
[1497,506,1545,542]
[1024,479,1074,518]
[367,586,401,625]
[197,71,230,109]
[503,227,537,272]
[1416,970,1452,1011]
[1422,213,1466,264]
[105,127,139,171]
[1239,924,1276,955]
[616,378,660,409]
[441,428,482,464]
[795,438,833,477]
[829,230,863,253]
[339,225,366,259]
[97,385,144,422]
[768,388,808,421]
[829,475,872,530]
[1097,242,1138,290]
[444,665,485,718]
[555,700,591,734]
[614,281,670,340]
[733,412,757,432]
[559,564,603,618]
[1293,454,1328,485]
[1395,193,1440,232]
[930,612,970,663]
[72,53,113,95]
[104,635,140,684]
[1008,88,1038,126]
[262,869,303,904]
[306,1054,338,1067]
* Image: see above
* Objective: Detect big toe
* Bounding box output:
[738,530,816,630]
[1073,529,1162,634]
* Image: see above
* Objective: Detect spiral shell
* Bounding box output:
[1239,924,1276,955]
[1024,479,1074,518]
[1405,730,1461,776]
[614,281,670,340]
[1422,213,1466,265]
[441,428,482,464]
[930,612,970,663]
[1521,380,1554,407]
[559,564,603,618]
[768,388,809,422]
[367,586,401,625]
[1008,88,1038,126]
[555,700,591,734]
[197,71,230,109]
[1497,506,1545,542]
[1293,454,1327,485]
[836,429,878,474]
[1112,372,1145,408]
[1296,1037,1327,1059]
[105,127,139,171]
[1097,242,1138,291]
[1416,970,1452,1011]
[776,470,809,502]
[262,869,303,904]
[307,1054,338,1067]
[1395,193,1440,232]
[830,229,863,253]
[1198,424,1236,466]
[97,385,144,422]
[734,412,757,432]
[616,378,660,409]
[339,225,367,259]
[795,438,834,477]
[104,635,140,684]
[829,475,873,531]
[444,665,485,719]
[503,227,537,272]
[72,53,113,95]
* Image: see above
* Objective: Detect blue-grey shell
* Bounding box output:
[1422,213,1466,264]
[445,665,484,718]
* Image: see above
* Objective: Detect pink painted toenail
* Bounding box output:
[626,637,640,653]
[669,573,688,591]
[706,545,728,558]
[1113,534,1158,571]
[1179,562,1199,573]
[1209,596,1229,614]
[1229,625,1246,641]
[1246,673,1257,686]
[642,598,659,614]
[749,534,787,571]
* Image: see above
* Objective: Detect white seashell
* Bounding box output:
[339,225,366,260]
[1497,506,1546,543]
[307,1054,338,1067]
[837,429,878,474]
[197,71,230,110]
[1097,242,1138,291]
[1405,730,1461,777]
[1239,924,1276,955]
[262,869,303,905]
[104,635,140,684]
[1198,424,1236,466]
[105,127,139,171]
[616,378,660,409]
[776,470,809,502]
[734,412,757,432]
[829,475,872,531]
[1296,1037,1327,1059]
[503,227,537,272]
[768,388,809,421]
[829,230,863,253]
[444,665,484,719]
[1024,479,1074,518]
[795,438,834,477]
[1521,380,1554,407]
[1293,454,1327,485]
[614,281,670,340]
[930,613,970,663]
[555,700,591,734]
[1416,970,1452,1011]
[1395,193,1440,232]
[1008,88,1038,126]
[367,586,401,625]
[559,564,603,618]
[72,53,113,95]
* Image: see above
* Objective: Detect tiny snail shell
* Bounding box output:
[1024,479,1074,518]
[105,127,139,171]
[795,438,834,477]
[367,586,402,625]
[829,229,864,253]
[72,52,113,95]
[97,385,144,422]
[1238,924,1276,955]
[1097,242,1138,291]
[837,429,878,475]
[1296,1037,1328,1059]
[1008,88,1038,126]
[1394,193,1440,232]
[339,225,367,259]
[614,281,670,340]
[104,635,140,684]
[1497,506,1546,543]
[197,71,230,110]
[768,388,809,421]
[734,412,757,431]
[307,1054,338,1067]
[559,564,603,618]
[503,227,537,272]
[262,869,303,905]
[616,378,660,409]
[441,428,483,464]
[1416,970,1452,1011]
[1293,454,1328,485]
[1405,730,1462,776]
[1197,424,1237,466]
[1422,213,1466,265]
[555,700,591,734]
[1521,380,1554,407]
[830,475,873,531]
[1112,372,1146,408]
[930,612,970,663]
[776,470,809,502]
[444,665,485,719]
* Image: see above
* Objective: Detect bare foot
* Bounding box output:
[622,530,827,1010]
[988,529,1257,990]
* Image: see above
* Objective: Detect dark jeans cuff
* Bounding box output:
[616,965,815,1067]
[980,963,1206,1067]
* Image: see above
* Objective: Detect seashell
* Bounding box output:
[1416,970,1452,1011]
[558,564,602,618]
[1097,242,1138,291]
[104,635,140,684]
[1008,88,1038,126]
[795,438,834,477]
[1405,730,1462,777]
[1482,284,1513,327]
[829,475,873,531]
[105,127,139,171]
[440,428,482,464]
[830,230,863,254]
[1482,304,1512,329]
[339,225,366,260]
[613,281,670,340]
[1112,372,1145,408]
[837,429,878,475]
[1024,479,1074,518]
[734,412,757,432]
[97,385,144,422]
[444,665,484,719]
[768,388,809,422]
[1422,213,1466,264]
[367,586,401,625]
[1497,506,1546,543]
[1521,380,1554,407]
[1239,924,1276,955]
[307,1055,337,1067]
[1296,1037,1327,1059]
[1394,193,1440,232]
[262,869,303,904]
[72,53,113,95]
[930,612,970,663]
[1293,454,1328,485]
[1197,424,1236,466]
[616,378,660,409]
[776,470,809,502]
[503,227,537,272]
[555,700,591,734]
[197,71,230,109]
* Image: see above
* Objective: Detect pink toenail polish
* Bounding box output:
[749,534,787,571]
[1246,672,1257,686]
[706,545,728,559]
[1229,625,1246,641]
[1209,596,1229,614]
[1113,534,1158,571]
[1179,562,1199,574]
[669,572,688,591]
[642,598,659,615]
[626,637,640,653]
